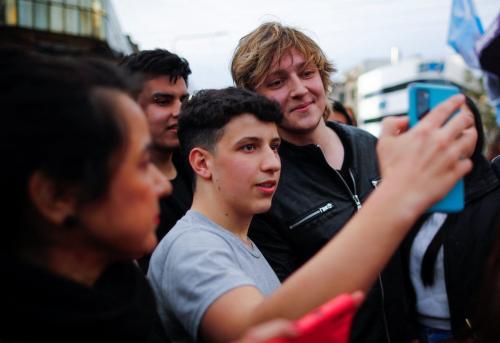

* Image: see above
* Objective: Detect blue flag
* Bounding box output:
[447,0,484,68]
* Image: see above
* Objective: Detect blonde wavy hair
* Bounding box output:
[231,22,336,118]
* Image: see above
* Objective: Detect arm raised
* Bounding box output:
[201,94,475,342]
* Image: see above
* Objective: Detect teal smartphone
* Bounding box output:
[408,83,464,213]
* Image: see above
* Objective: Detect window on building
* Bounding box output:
[34,1,49,30]
[79,0,93,35]
[64,0,79,35]
[50,2,64,32]
[4,0,17,25]
[17,0,33,28]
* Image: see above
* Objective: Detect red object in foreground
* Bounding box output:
[266,294,357,343]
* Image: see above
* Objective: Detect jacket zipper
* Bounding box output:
[332,168,362,210]
[334,167,391,343]
[289,202,334,230]
[379,275,392,343]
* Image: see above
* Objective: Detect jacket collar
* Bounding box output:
[465,155,500,203]
[279,121,354,159]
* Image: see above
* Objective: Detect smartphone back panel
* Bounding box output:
[408,83,464,213]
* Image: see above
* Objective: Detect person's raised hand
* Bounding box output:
[376,94,474,214]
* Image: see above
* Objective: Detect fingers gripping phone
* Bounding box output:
[265,294,356,343]
[408,82,464,213]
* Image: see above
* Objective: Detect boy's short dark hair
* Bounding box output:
[119,48,191,85]
[178,87,282,165]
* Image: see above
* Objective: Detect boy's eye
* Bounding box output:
[270,142,280,151]
[267,79,284,89]
[241,144,256,152]
[153,95,173,106]
[302,69,315,78]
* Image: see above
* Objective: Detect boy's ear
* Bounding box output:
[189,147,213,180]
[28,171,77,226]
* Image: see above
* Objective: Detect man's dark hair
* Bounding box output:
[119,49,191,86]
[0,47,135,252]
[178,87,282,169]
[332,100,353,126]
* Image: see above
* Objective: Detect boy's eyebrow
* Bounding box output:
[153,91,189,98]
[235,136,262,145]
[266,61,310,78]
[234,136,281,145]
[152,92,174,98]
[151,93,175,103]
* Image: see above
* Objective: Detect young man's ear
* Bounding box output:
[189,147,213,180]
[28,171,77,226]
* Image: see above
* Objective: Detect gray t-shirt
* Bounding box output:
[148,210,281,343]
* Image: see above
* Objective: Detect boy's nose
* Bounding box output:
[172,98,182,118]
[261,149,281,173]
[289,74,307,98]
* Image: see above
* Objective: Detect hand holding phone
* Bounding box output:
[408,83,465,212]
[264,294,357,343]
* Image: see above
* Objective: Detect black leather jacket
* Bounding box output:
[250,121,413,343]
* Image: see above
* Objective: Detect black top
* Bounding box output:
[250,121,380,277]
[402,99,500,340]
[139,151,193,272]
[402,155,500,340]
[0,258,169,342]
[157,151,193,241]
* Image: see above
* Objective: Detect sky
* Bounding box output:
[112,0,499,91]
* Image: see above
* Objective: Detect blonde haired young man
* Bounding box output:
[232,22,407,342]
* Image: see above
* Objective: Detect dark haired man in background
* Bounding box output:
[120,49,192,271]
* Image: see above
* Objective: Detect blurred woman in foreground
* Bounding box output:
[0,49,171,342]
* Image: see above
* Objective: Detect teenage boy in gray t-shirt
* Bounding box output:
[148,87,475,343]
[149,210,280,342]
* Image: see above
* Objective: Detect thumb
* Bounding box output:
[351,291,365,308]
[379,116,409,137]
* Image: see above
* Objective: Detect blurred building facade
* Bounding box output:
[0,0,136,58]
[334,55,482,136]
[331,58,389,110]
